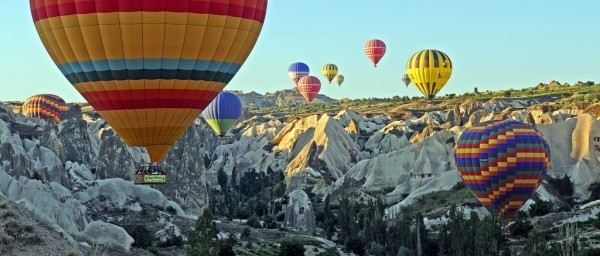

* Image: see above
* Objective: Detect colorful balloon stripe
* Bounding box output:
[82,89,220,111]
[22,94,68,123]
[454,120,550,222]
[31,0,267,23]
[30,0,268,162]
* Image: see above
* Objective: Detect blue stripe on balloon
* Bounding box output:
[57,58,241,76]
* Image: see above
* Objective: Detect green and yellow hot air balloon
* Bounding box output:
[334,75,344,87]
[406,49,453,100]
[322,64,338,84]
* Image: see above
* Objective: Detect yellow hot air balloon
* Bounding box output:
[406,49,453,100]
[322,64,338,84]
[30,0,268,165]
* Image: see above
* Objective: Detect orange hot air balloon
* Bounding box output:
[22,94,68,123]
[364,39,386,67]
[30,0,268,163]
[297,76,321,103]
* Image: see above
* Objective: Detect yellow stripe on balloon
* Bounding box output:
[34,12,263,64]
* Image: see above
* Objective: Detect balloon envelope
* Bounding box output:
[30,0,268,162]
[22,94,68,123]
[288,62,310,86]
[454,120,550,223]
[406,49,452,100]
[321,64,338,84]
[202,92,242,137]
[334,75,344,87]
[297,76,321,103]
[401,74,411,87]
[364,39,386,67]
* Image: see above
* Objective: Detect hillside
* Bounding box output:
[0,80,599,255]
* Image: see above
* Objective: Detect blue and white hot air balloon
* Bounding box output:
[288,62,310,86]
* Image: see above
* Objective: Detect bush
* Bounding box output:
[129,225,153,249]
[241,227,251,240]
[159,235,184,248]
[245,216,262,228]
[503,90,512,97]
[528,198,554,217]
[218,243,236,256]
[510,218,533,238]
[278,239,305,256]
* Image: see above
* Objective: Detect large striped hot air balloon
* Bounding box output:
[401,74,411,88]
[22,94,68,123]
[406,49,453,100]
[202,92,242,137]
[334,75,344,87]
[288,62,310,86]
[321,64,338,84]
[297,76,321,103]
[364,39,386,67]
[30,0,268,163]
[454,120,550,223]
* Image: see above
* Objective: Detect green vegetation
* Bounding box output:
[188,209,219,256]
[278,239,305,256]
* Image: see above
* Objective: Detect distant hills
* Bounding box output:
[228,88,337,107]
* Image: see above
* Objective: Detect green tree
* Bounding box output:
[503,90,512,97]
[241,227,251,240]
[278,239,305,256]
[323,195,336,240]
[188,209,219,256]
[528,198,553,217]
[217,167,228,190]
[130,225,153,249]
[218,244,236,256]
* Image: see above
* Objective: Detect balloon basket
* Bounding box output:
[134,165,166,185]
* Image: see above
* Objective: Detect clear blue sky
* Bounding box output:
[1,1,599,102]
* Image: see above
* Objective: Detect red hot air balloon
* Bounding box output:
[297,76,321,103]
[364,39,387,67]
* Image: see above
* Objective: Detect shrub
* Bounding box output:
[129,225,153,249]
[159,235,184,248]
[245,216,262,228]
[278,239,305,256]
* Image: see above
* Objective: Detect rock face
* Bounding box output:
[79,221,134,252]
[58,105,97,165]
[157,124,211,215]
[535,115,600,199]
[447,105,462,126]
[0,167,88,235]
[335,131,457,204]
[40,121,65,162]
[284,189,316,233]
[95,130,136,181]
[276,115,360,181]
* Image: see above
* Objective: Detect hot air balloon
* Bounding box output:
[454,120,550,223]
[364,39,386,67]
[22,94,68,123]
[401,74,411,88]
[202,92,242,138]
[297,76,321,103]
[406,49,453,100]
[334,75,344,87]
[322,64,338,84]
[30,0,268,182]
[288,62,310,86]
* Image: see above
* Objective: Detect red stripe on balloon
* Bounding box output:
[31,0,267,23]
[82,89,219,111]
